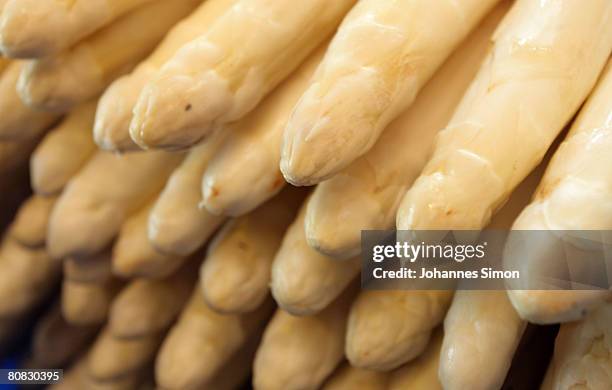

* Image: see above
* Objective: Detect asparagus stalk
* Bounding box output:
[201,188,303,314]
[17,0,201,112]
[280,0,501,185]
[323,363,389,390]
[0,0,156,57]
[388,330,443,390]
[397,0,612,231]
[30,101,98,196]
[8,194,57,248]
[94,0,234,151]
[129,0,356,150]
[304,2,508,259]
[507,61,612,324]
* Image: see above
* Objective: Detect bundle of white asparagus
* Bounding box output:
[0,0,611,389]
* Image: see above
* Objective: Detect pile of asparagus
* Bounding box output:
[0,0,611,389]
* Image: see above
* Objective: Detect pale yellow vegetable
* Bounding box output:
[201,188,303,314]
[17,0,201,112]
[545,303,612,389]
[129,0,356,150]
[48,150,182,259]
[94,0,235,151]
[397,0,612,231]
[253,288,355,390]
[280,0,501,185]
[27,303,98,369]
[440,291,525,390]
[0,0,156,57]
[155,288,273,389]
[304,2,509,259]
[112,201,184,279]
[0,61,58,140]
[346,290,452,371]
[507,61,612,324]
[30,101,97,196]
[0,239,60,319]
[86,328,162,383]
[148,134,227,257]
[201,44,325,216]
[8,195,57,248]
[388,330,443,390]
[271,199,360,316]
[109,263,196,338]
[323,363,389,390]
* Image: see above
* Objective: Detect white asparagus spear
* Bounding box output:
[48,150,183,259]
[62,278,122,326]
[0,0,156,58]
[27,303,98,369]
[62,250,121,326]
[0,61,58,140]
[323,363,389,390]
[8,195,57,248]
[86,328,161,383]
[155,288,273,389]
[397,0,612,231]
[30,101,97,196]
[280,0,501,186]
[112,201,184,279]
[201,44,325,216]
[507,61,612,324]
[304,2,509,259]
[0,239,60,319]
[200,188,304,314]
[109,264,196,338]
[546,303,612,389]
[440,291,526,390]
[346,290,453,371]
[388,330,443,390]
[253,288,355,390]
[94,0,235,152]
[148,134,226,257]
[129,0,356,150]
[17,0,202,113]
[271,199,360,316]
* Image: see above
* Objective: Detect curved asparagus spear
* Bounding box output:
[546,303,612,389]
[271,200,360,316]
[109,264,196,338]
[0,239,60,319]
[506,61,612,324]
[304,2,508,258]
[346,290,453,371]
[129,0,356,150]
[48,150,182,259]
[112,201,184,279]
[200,188,303,314]
[148,135,226,257]
[30,101,97,196]
[280,0,500,185]
[397,0,612,231]
[323,363,388,390]
[253,288,355,390]
[388,330,443,390]
[440,291,525,390]
[8,195,57,248]
[94,0,235,151]
[155,288,273,389]
[17,0,201,112]
[0,61,58,140]
[0,0,155,58]
[201,44,325,216]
